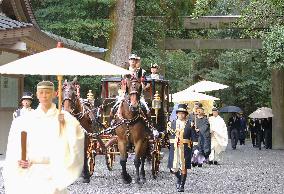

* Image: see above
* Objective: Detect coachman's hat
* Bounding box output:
[212,107,218,111]
[37,80,54,90]
[129,54,140,60]
[176,104,188,114]
[20,91,33,101]
[151,63,159,68]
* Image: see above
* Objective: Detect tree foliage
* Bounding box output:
[29,0,274,114]
[263,25,284,69]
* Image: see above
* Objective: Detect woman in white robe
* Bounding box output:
[3,81,84,194]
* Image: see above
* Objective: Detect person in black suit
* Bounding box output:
[263,117,272,149]
[228,113,240,149]
[248,118,257,147]
[238,112,247,145]
[255,119,264,150]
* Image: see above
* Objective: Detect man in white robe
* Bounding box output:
[3,81,84,194]
[208,108,228,165]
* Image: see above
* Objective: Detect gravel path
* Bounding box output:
[1,141,284,194]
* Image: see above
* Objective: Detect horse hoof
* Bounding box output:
[141,178,146,184]
[122,173,132,184]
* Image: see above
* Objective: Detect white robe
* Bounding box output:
[209,115,228,155]
[3,103,84,194]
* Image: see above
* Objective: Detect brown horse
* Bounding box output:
[114,77,150,184]
[62,79,105,183]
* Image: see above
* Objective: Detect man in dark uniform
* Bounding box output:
[238,112,247,145]
[248,118,257,147]
[187,102,200,167]
[13,91,34,119]
[167,104,193,192]
[228,113,240,149]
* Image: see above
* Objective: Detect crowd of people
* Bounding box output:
[167,102,228,192]
[228,113,272,150]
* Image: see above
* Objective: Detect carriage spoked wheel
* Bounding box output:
[151,138,161,179]
[105,146,116,171]
[87,139,96,176]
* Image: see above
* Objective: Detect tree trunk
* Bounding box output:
[106,0,135,68]
[272,68,284,149]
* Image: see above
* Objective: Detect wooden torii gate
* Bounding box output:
[162,16,284,149]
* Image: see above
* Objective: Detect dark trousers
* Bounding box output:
[264,129,272,149]
[256,130,263,150]
[239,129,246,145]
[251,132,257,146]
[231,129,238,149]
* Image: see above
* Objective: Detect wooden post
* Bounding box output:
[21,131,27,161]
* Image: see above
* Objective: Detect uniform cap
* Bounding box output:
[212,107,218,111]
[37,80,54,90]
[129,54,139,60]
[151,63,159,68]
[176,104,188,114]
[21,91,33,101]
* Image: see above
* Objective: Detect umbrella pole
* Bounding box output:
[57,75,63,134]
[57,75,63,111]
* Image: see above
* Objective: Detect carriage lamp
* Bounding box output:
[152,91,161,124]
[87,90,94,105]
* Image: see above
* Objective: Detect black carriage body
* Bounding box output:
[100,77,170,132]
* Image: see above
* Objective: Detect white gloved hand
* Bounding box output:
[194,149,199,155]
[153,130,159,137]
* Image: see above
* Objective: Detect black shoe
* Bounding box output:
[209,161,213,165]
[213,161,218,165]
[192,163,197,167]
[177,174,187,192]
[197,164,202,167]
[174,171,181,190]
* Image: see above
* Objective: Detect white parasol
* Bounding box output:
[171,90,219,103]
[249,107,273,118]
[185,80,229,93]
[0,42,131,110]
[0,44,131,76]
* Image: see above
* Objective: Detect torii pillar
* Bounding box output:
[272,68,284,149]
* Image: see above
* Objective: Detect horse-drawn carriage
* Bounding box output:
[100,77,170,132]
[62,76,170,183]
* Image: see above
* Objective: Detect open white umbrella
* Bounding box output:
[171,90,219,103]
[0,45,131,76]
[249,107,273,118]
[185,80,229,93]
[0,42,132,110]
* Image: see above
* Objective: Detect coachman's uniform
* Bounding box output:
[13,91,34,119]
[167,120,193,170]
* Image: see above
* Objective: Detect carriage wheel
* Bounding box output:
[106,146,116,171]
[151,150,160,179]
[87,139,96,176]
